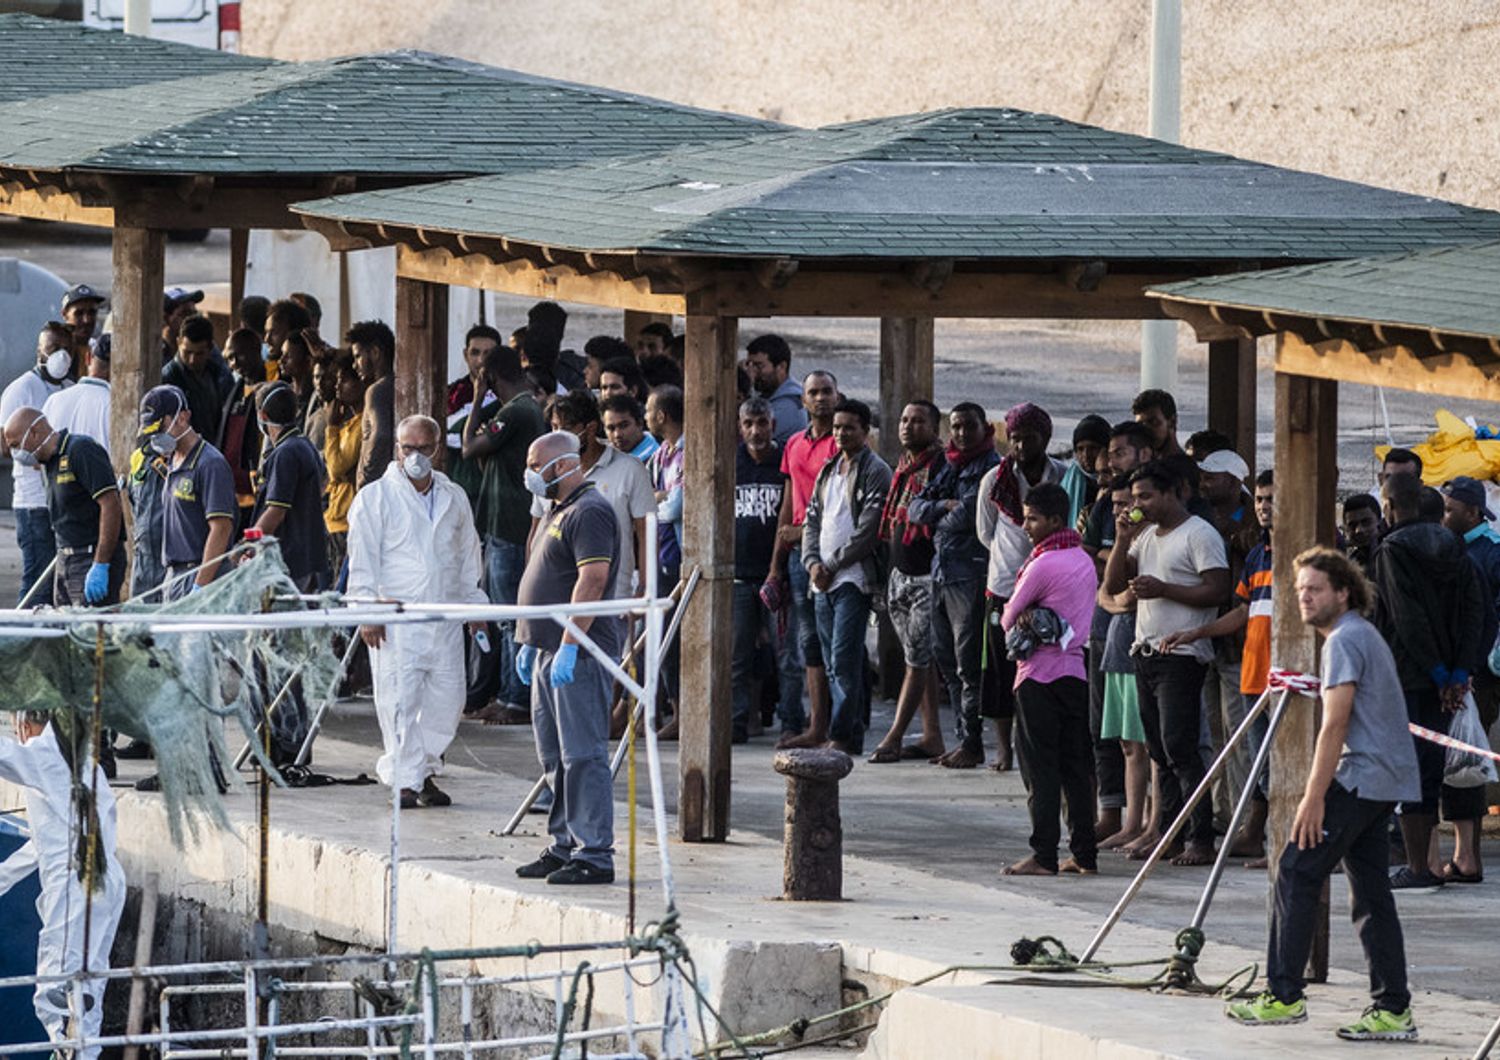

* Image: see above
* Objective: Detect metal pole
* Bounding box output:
[121,872,158,1060]
[498,570,699,835]
[1473,1013,1500,1060]
[123,0,151,36]
[1079,683,1274,964]
[17,555,56,608]
[1141,0,1182,392]
[1189,689,1292,931]
[294,632,361,766]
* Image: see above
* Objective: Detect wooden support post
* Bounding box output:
[1207,336,1258,474]
[110,226,165,474]
[679,295,738,842]
[1268,361,1338,982]
[228,227,248,329]
[623,309,673,349]
[393,275,448,425]
[876,318,935,697]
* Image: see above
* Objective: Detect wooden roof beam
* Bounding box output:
[1277,331,1500,403]
[1157,300,1254,341]
[299,215,375,252]
[752,257,799,290]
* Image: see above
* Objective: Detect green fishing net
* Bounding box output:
[0,543,342,847]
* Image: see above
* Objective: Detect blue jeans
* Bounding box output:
[787,545,822,668]
[732,581,804,738]
[15,506,55,605]
[813,582,870,751]
[484,535,527,709]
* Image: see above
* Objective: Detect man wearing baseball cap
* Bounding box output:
[160,286,204,363]
[139,384,235,597]
[60,283,105,367]
[1437,475,1500,885]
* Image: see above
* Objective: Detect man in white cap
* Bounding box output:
[347,414,489,809]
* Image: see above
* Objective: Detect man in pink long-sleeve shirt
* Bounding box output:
[1000,482,1099,877]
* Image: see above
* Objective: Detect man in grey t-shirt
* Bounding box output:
[1226,547,1419,1041]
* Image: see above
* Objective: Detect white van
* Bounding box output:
[82,0,241,52]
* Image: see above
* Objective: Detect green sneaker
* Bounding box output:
[1225,991,1308,1026]
[1336,1005,1418,1041]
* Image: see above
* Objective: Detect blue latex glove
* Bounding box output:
[83,562,110,604]
[1430,664,1451,690]
[189,582,204,595]
[550,643,579,687]
[516,644,537,687]
[1451,668,1470,688]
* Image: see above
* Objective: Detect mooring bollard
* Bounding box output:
[773,747,854,900]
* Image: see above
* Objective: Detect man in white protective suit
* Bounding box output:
[348,414,489,809]
[0,711,124,1057]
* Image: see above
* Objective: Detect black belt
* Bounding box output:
[57,544,96,557]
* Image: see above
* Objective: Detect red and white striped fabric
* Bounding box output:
[1409,723,1500,764]
[1266,668,1321,696]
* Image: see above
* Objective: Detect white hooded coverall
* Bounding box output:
[0,724,124,1058]
[346,462,488,790]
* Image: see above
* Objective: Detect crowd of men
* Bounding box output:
[1,281,1496,1035]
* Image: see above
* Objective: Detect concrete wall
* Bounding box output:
[245,1,1500,210]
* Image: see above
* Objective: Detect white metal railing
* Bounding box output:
[0,515,694,1056]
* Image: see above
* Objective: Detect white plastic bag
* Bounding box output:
[1444,691,1499,788]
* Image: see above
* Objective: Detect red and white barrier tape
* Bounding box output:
[1267,668,1321,695]
[1408,723,1500,764]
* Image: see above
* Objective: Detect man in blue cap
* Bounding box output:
[139,384,235,598]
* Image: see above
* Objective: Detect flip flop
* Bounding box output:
[867,746,902,764]
[1445,859,1484,884]
[900,742,942,760]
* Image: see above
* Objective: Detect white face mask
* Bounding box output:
[402,450,433,480]
[524,452,578,499]
[10,414,51,469]
[43,349,71,381]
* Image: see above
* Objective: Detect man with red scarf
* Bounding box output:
[868,400,946,762]
[1000,483,1099,876]
[909,403,1000,768]
[977,402,1069,771]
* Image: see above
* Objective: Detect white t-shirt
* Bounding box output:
[0,368,68,508]
[814,461,864,594]
[42,376,111,458]
[531,444,654,597]
[1127,514,1228,662]
[976,456,1067,598]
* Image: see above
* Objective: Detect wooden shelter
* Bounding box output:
[1151,238,1500,976]
[293,108,1500,842]
[0,18,779,465]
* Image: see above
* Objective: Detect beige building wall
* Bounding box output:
[246,1,1500,211]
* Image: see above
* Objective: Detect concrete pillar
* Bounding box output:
[775,748,854,900]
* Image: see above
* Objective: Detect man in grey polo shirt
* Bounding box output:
[514,431,622,886]
[1226,546,1420,1041]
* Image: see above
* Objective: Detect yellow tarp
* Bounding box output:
[1376,409,1500,485]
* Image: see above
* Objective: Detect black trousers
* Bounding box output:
[1134,652,1214,848]
[1014,676,1097,871]
[1268,783,1409,1012]
[1087,637,1125,810]
[1401,687,1448,816]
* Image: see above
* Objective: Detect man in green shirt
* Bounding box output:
[461,343,546,719]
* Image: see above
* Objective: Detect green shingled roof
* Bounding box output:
[292,108,1500,262]
[1149,240,1500,340]
[0,48,779,176]
[0,13,275,104]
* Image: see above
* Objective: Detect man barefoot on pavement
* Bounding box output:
[1226,547,1419,1042]
[1103,461,1229,867]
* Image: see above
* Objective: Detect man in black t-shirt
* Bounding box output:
[2,410,126,607]
[248,383,330,592]
[869,400,946,762]
[514,431,621,886]
[730,397,802,742]
[246,383,332,766]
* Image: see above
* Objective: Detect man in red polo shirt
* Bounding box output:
[765,370,839,747]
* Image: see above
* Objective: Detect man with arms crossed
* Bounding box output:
[1226,547,1419,1042]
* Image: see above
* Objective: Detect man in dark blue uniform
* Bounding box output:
[140,385,236,600]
